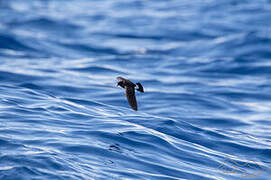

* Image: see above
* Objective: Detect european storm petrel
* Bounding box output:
[117,76,144,111]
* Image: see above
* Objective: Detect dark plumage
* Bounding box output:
[117,77,144,111]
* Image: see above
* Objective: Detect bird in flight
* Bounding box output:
[117,76,144,111]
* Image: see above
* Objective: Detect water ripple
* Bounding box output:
[0,0,270,179]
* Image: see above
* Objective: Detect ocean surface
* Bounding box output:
[0,0,271,179]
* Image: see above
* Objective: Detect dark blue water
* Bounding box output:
[0,0,271,179]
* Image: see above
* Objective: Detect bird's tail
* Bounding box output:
[136,83,144,93]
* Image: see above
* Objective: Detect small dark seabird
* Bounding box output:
[117,76,144,111]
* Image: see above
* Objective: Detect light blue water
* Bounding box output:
[0,0,271,179]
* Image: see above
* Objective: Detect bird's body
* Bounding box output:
[117,77,144,111]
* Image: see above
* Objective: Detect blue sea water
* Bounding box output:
[0,0,271,179]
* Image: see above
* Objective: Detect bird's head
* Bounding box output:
[117,81,124,88]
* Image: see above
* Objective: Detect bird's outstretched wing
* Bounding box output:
[125,86,137,111]
[117,76,136,87]
[117,76,126,82]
